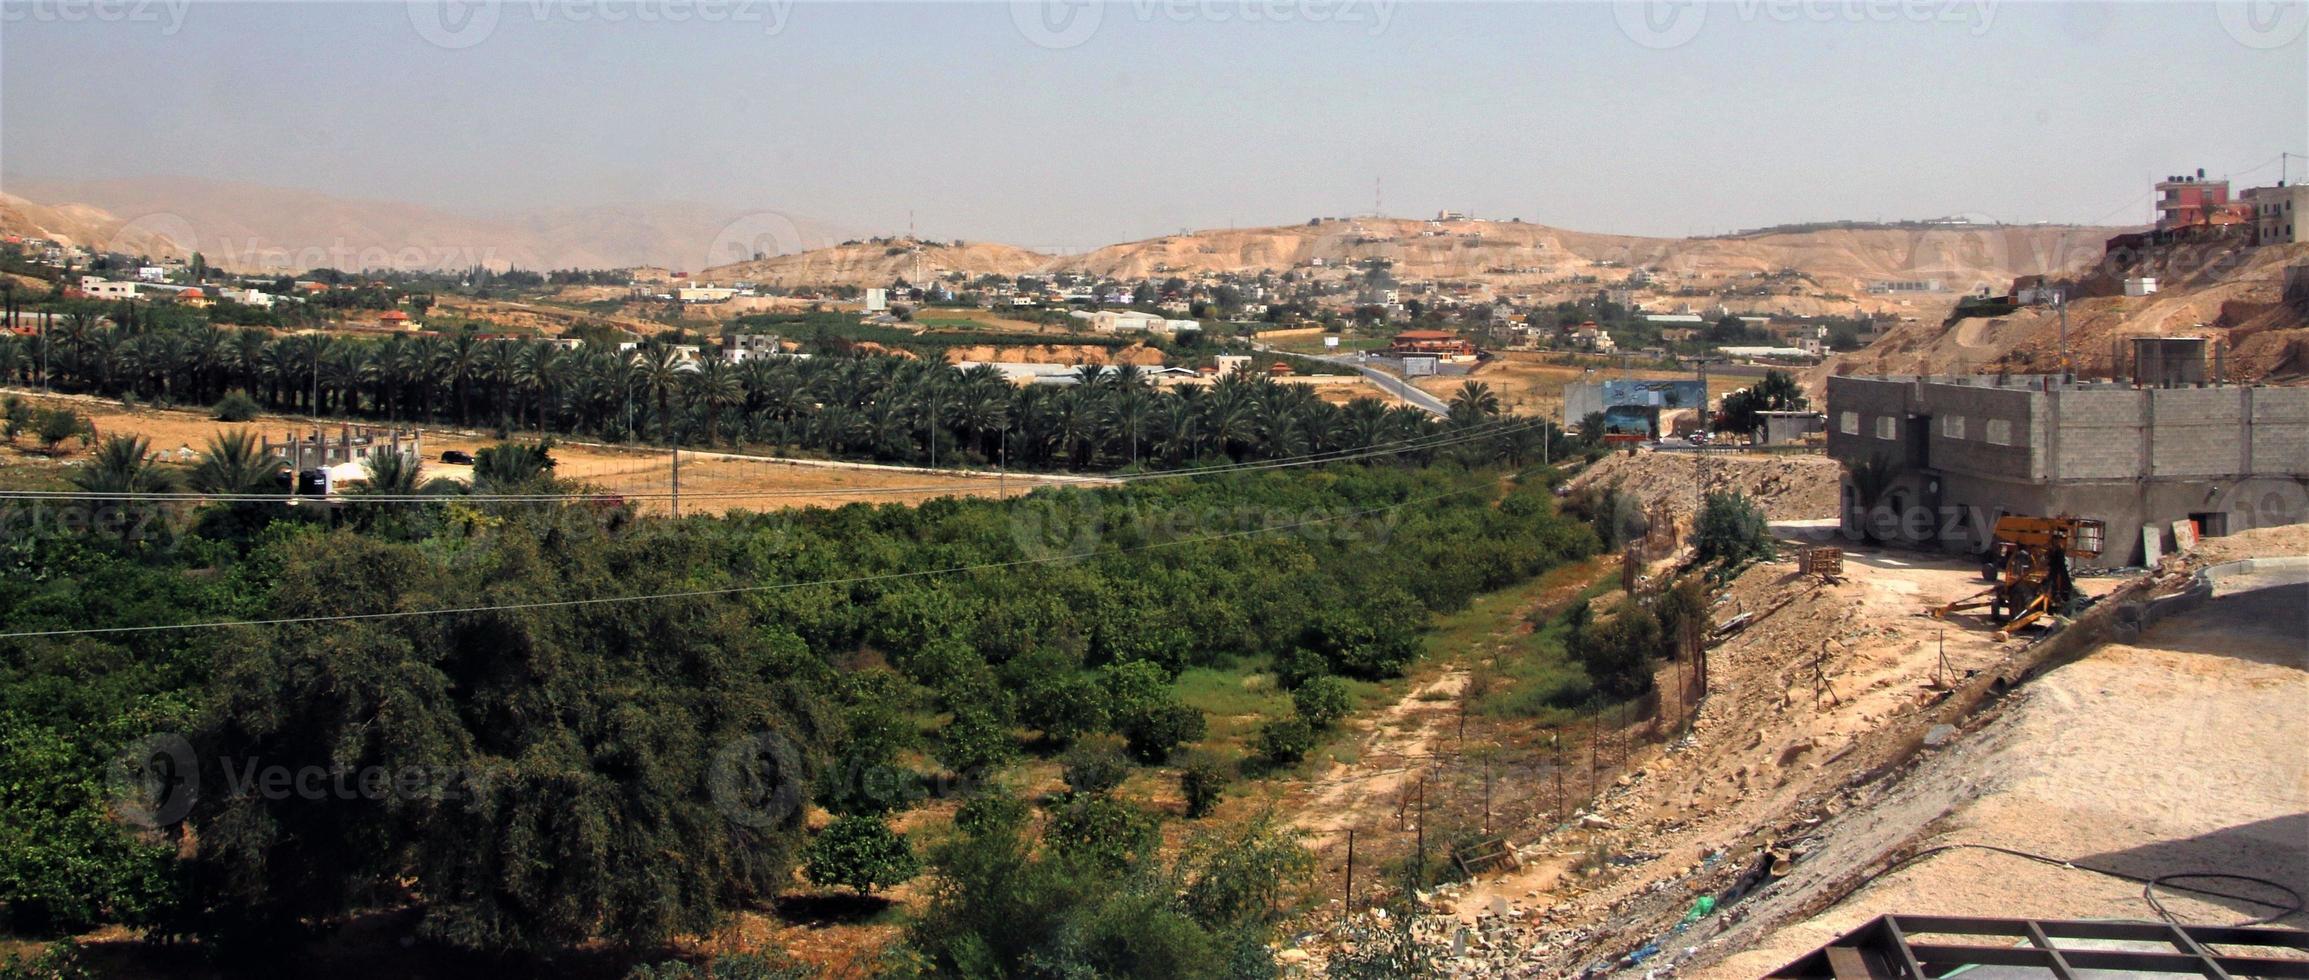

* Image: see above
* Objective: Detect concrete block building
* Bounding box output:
[1826,343,2309,567]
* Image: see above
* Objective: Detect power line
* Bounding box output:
[0,414,1558,506]
[0,465,1537,641]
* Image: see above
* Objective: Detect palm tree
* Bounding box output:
[72,434,178,495]
[515,341,566,433]
[1448,380,1501,427]
[355,450,427,495]
[189,430,285,495]
[687,356,745,447]
[631,341,688,444]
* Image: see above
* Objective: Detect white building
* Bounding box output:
[676,285,738,303]
[1082,309,1168,333]
[136,266,168,282]
[2241,183,2309,246]
[2124,277,2159,297]
[864,287,889,312]
[78,277,139,300]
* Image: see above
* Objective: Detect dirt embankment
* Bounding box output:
[1824,241,2309,384]
[941,343,1164,366]
[1566,450,1843,522]
[1337,520,2305,978]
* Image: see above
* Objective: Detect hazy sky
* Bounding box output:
[4,0,2303,250]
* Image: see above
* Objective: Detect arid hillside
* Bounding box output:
[0,191,186,258]
[700,236,1051,288]
[3,177,855,272]
[1824,240,2309,384]
[7,179,2120,312]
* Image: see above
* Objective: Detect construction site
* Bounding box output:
[1259,439,2306,977]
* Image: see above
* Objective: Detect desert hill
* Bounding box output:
[695,216,2124,320]
[1823,239,2309,384]
[1054,217,2117,295]
[0,191,187,259]
[2,177,853,272]
[4,178,2126,316]
[699,237,1052,288]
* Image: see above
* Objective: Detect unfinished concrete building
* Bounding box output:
[1827,339,2309,567]
[262,425,424,473]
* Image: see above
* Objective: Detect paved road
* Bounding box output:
[1271,349,1451,416]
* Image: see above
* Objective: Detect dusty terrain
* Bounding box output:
[1,390,1078,512]
[0,191,189,258]
[941,343,1165,367]
[6,177,858,272]
[701,236,1048,288]
[1566,448,1845,522]
[1699,557,2309,975]
[1824,241,2309,384]
[1057,218,2114,317]
[1275,486,2304,978]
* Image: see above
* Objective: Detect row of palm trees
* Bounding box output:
[4,322,1546,473]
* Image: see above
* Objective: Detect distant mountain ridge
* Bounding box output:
[2,178,2129,311]
[2,176,856,272]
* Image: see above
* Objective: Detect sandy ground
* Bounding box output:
[1699,565,2309,976]
[1,390,1080,512]
[1567,448,1844,522]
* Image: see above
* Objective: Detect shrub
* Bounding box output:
[213,391,260,422]
[935,707,1017,775]
[1290,675,1352,730]
[1119,702,1205,764]
[35,408,83,453]
[803,815,920,896]
[1256,717,1316,766]
[1693,490,1773,569]
[1061,744,1131,797]
[1021,673,1108,745]
[1568,598,1662,700]
[952,789,1029,837]
[1179,758,1227,819]
[1046,793,1163,873]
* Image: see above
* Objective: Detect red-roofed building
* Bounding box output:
[1389,329,1475,357]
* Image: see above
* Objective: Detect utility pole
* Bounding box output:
[2056,290,2070,383]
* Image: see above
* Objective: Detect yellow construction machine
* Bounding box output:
[1932,515,2106,639]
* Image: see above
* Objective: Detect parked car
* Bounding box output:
[440,450,474,464]
[1686,432,1710,446]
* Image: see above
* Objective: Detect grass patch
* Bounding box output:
[1174,664,1293,759]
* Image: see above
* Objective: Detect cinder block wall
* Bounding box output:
[1923,382,2043,480]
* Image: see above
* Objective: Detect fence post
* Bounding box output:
[1345,828,1355,910]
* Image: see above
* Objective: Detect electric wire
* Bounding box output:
[0,412,1560,505]
[0,462,1543,640]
